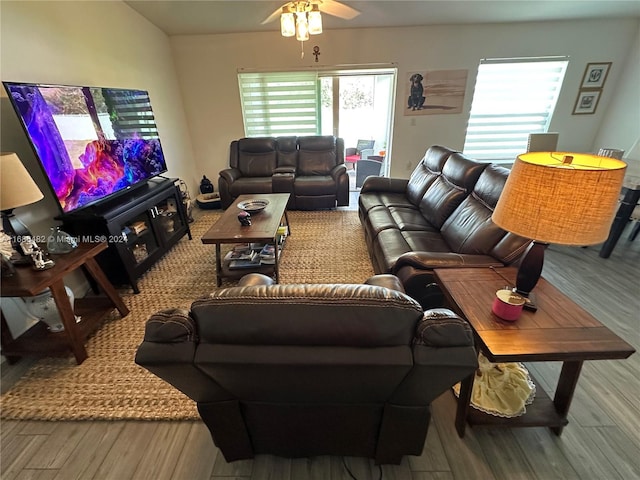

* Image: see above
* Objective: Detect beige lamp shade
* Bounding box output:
[0,152,44,210]
[492,152,626,246]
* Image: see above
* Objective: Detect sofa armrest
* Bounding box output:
[388,308,477,405]
[330,163,347,179]
[360,176,409,194]
[219,167,242,184]
[393,251,503,273]
[414,308,473,347]
[364,274,406,293]
[135,309,233,403]
[142,308,198,343]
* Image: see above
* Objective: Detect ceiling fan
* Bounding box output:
[261,1,361,26]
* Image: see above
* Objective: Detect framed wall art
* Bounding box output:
[580,62,611,89]
[572,89,601,115]
[404,69,468,116]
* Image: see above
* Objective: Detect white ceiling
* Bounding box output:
[124,0,640,36]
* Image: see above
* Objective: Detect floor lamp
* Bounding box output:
[492,151,626,310]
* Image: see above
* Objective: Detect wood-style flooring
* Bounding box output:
[2,210,639,480]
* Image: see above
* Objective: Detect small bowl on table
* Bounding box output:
[237,199,269,214]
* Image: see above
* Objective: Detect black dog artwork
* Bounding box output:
[408,73,426,110]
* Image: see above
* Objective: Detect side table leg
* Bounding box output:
[455,372,475,437]
[215,243,222,287]
[50,280,87,364]
[83,258,130,317]
[551,360,583,436]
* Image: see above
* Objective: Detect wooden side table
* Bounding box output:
[434,267,635,437]
[0,242,129,365]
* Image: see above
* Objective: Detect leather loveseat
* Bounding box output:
[135,273,478,465]
[358,145,532,308]
[218,136,349,210]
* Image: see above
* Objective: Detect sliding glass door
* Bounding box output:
[319,69,396,189]
[238,67,396,190]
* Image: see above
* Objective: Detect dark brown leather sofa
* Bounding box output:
[358,145,532,308]
[135,273,478,464]
[218,136,349,210]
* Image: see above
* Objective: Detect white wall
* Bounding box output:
[593,26,640,173]
[0,0,199,244]
[171,18,639,178]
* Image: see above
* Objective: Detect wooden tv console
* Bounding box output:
[60,177,192,293]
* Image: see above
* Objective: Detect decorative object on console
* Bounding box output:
[46,226,78,254]
[491,289,525,321]
[237,198,269,214]
[199,175,214,194]
[0,152,44,257]
[237,211,252,226]
[0,231,16,277]
[19,237,55,270]
[492,151,626,309]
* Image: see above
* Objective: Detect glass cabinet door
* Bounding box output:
[121,211,160,265]
[152,195,186,245]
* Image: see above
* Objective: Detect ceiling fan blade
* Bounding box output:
[262,4,286,25]
[319,0,361,20]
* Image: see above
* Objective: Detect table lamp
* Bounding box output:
[492,152,626,309]
[0,152,44,255]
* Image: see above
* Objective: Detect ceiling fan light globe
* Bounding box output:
[308,7,322,35]
[280,11,296,36]
[295,14,310,41]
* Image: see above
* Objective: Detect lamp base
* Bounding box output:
[514,289,538,311]
[514,241,548,312]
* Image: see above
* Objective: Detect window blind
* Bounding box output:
[238,71,319,137]
[102,89,159,139]
[463,58,568,163]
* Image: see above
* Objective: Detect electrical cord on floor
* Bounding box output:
[342,457,383,480]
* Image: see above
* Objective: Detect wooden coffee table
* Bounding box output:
[434,267,635,437]
[201,193,291,286]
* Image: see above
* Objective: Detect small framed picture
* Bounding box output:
[580,62,611,89]
[572,89,601,115]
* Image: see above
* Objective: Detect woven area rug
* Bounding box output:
[0,209,374,421]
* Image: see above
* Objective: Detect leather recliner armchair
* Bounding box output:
[135,273,478,465]
[218,136,349,210]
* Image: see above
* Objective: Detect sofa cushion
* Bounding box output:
[230,177,273,196]
[418,153,488,229]
[294,175,336,196]
[406,145,453,205]
[441,164,511,254]
[276,136,298,168]
[237,138,278,177]
[298,136,337,175]
[359,191,415,215]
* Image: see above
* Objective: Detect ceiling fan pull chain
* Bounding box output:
[301,40,305,59]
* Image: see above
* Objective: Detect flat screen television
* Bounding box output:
[3,81,168,214]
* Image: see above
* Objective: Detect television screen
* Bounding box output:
[3,82,168,214]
